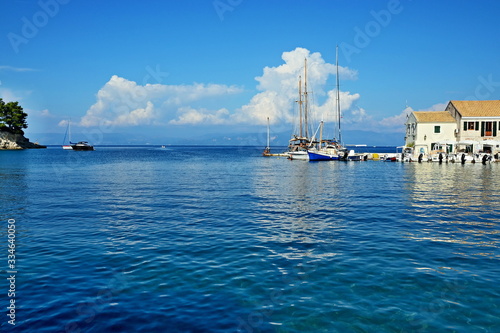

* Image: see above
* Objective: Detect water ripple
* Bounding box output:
[1,148,499,332]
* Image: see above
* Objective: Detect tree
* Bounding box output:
[0,98,28,134]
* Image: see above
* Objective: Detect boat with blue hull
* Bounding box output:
[308,150,340,161]
[307,45,349,162]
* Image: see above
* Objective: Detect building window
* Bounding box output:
[434,126,441,133]
[468,122,475,130]
[485,122,493,136]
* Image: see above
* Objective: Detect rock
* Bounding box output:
[0,130,46,150]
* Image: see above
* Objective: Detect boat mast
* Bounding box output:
[266,117,270,150]
[335,45,342,145]
[63,119,72,144]
[304,58,309,139]
[319,120,324,149]
[298,76,303,138]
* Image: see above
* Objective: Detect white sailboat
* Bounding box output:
[62,120,73,150]
[62,120,94,151]
[287,58,315,160]
[263,117,271,156]
[262,117,287,157]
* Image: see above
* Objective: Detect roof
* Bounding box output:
[413,111,455,123]
[450,100,500,117]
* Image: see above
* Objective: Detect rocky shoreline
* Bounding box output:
[0,130,46,150]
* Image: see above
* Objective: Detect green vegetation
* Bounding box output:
[0,99,28,134]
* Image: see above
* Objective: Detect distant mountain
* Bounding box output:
[27,129,404,147]
[172,130,404,147]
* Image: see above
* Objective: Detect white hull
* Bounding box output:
[287,151,309,160]
[449,153,495,163]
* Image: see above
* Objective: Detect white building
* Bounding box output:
[446,100,500,139]
[405,111,456,154]
[405,100,500,154]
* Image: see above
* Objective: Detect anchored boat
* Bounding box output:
[307,45,348,162]
[286,58,314,161]
[71,141,94,151]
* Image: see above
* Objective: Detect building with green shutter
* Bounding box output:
[405,100,500,155]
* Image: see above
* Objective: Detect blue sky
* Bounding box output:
[1,0,500,145]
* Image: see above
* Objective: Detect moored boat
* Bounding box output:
[287,148,310,160]
[62,120,73,150]
[383,154,398,162]
[307,45,347,162]
[263,117,272,156]
[285,59,314,161]
[307,147,340,161]
[71,141,94,151]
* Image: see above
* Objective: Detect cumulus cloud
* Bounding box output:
[39,109,55,118]
[232,47,359,126]
[78,75,243,127]
[78,48,361,129]
[378,106,414,130]
[169,107,230,125]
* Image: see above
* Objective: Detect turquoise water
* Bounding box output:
[0,146,499,332]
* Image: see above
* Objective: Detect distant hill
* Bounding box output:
[27,129,404,147]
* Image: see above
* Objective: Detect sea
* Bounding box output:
[0,145,499,333]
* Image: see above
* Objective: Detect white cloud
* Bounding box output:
[79,75,243,127]
[231,47,359,126]
[0,88,24,102]
[314,90,364,124]
[0,65,37,72]
[378,106,414,130]
[170,107,230,125]
[58,119,69,127]
[378,102,449,131]
[421,102,448,112]
[114,101,156,126]
[78,48,361,129]
[39,109,54,117]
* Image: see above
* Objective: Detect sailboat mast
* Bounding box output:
[266,117,270,149]
[304,58,309,139]
[298,76,303,138]
[319,120,324,149]
[336,45,342,145]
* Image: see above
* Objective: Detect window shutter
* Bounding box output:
[475,121,479,130]
[494,122,497,137]
[481,122,485,136]
[463,122,467,131]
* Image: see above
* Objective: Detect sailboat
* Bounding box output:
[62,120,95,151]
[62,120,73,150]
[307,45,348,161]
[286,58,315,160]
[263,117,272,156]
[263,117,287,157]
